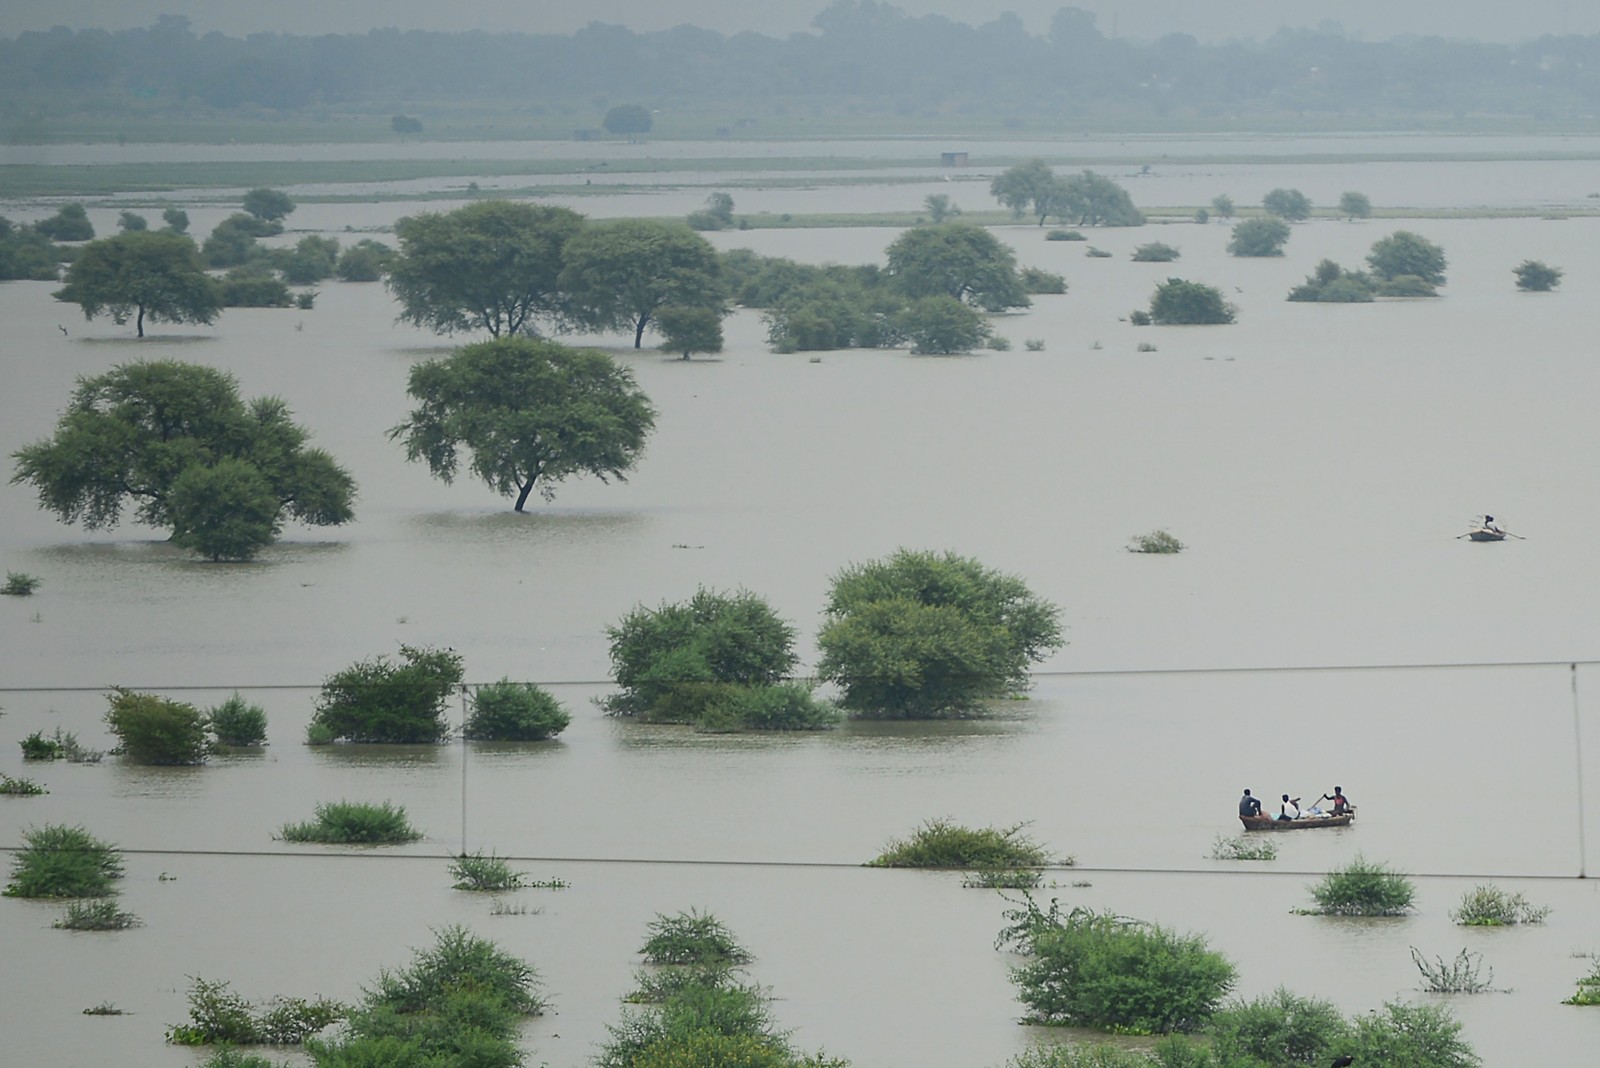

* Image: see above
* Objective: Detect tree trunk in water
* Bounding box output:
[514,480,534,512]
[633,317,646,348]
[136,305,145,337]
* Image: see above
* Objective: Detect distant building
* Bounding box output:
[940,151,969,166]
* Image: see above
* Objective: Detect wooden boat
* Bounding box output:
[1466,528,1507,542]
[1240,812,1353,831]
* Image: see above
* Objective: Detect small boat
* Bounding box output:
[1240,812,1354,831]
[1466,527,1507,542]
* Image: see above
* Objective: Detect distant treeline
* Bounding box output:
[4,4,1600,129]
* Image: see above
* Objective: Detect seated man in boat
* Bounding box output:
[1239,789,1262,818]
[1318,786,1351,815]
[1277,794,1301,821]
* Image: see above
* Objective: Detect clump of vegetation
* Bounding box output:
[1227,217,1291,257]
[1307,854,1415,916]
[1045,229,1086,241]
[1210,835,1277,861]
[998,895,1236,1034]
[105,688,210,764]
[309,644,464,743]
[82,1003,126,1015]
[334,238,394,282]
[962,868,1044,889]
[465,679,570,740]
[1514,259,1562,291]
[1564,955,1600,1005]
[1020,267,1067,294]
[1136,341,1158,352]
[54,899,141,930]
[2,571,41,595]
[4,824,124,898]
[449,851,526,892]
[1450,884,1550,926]
[1085,246,1113,258]
[1412,947,1496,994]
[640,909,754,966]
[278,801,423,845]
[1003,1040,1196,1067]
[1287,259,1376,303]
[870,818,1052,870]
[1128,309,1152,326]
[1207,988,1349,1066]
[606,588,836,731]
[19,730,62,760]
[208,693,268,747]
[0,772,47,795]
[1149,279,1235,324]
[166,977,346,1045]
[1262,187,1312,221]
[817,548,1063,718]
[1131,242,1180,262]
[1024,338,1045,351]
[1367,230,1447,293]
[1129,529,1185,554]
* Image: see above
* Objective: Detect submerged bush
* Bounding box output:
[366,924,547,1017]
[2,571,41,595]
[5,824,124,898]
[209,693,268,747]
[465,679,570,741]
[279,801,423,845]
[1128,530,1184,554]
[870,818,1052,869]
[1564,955,1600,1005]
[1514,259,1562,292]
[166,977,346,1045]
[449,851,526,892]
[1411,947,1496,994]
[105,688,210,765]
[1209,835,1277,861]
[310,645,464,744]
[1207,987,1348,1066]
[1131,242,1180,262]
[1449,884,1549,926]
[1345,1001,1479,1066]
[54,899,141,930]
[641,909,754,966]
[0,772,47,795]
[19,730,63,760]
[1308,854,1415,916]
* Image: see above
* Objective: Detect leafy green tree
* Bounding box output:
[104,688,210,764]
[389,201,585,338]
[390,337,655,511]
[1339,191,1372,220]
[310,645,465,744]
[1226,217,1290,257]
[900,295,989,354]
[117,211,148,232]
[1210,194,1235,220]
[885,222,1028,312]
[602,103,654,138]
[209,693,268,747]
[560,219,725,348]
[703,191,736,227]
[1150,279,1235,324]
[1367,230,1447,285]
[465,680,570,741]
[53,230,220,337]
[335,239,394,282]
[167,457,283,560]
[1513,259,1561,292]
[202,214,272,267]
[923,193,959,223]
[0,216,64,281]
[1055,170,1144,227]
[34,203,94,241]
[655,305,724,359]
[816,549,1063,717]
[990,158,1059,224]
[161,207,189,233]
[11,361,356,550]
[1262,187,1312,221]
[241,187,295,224]
[279,235,340,285]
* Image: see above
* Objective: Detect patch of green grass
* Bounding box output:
[4,824,124,898]
[1449,884,1550,926]
[449,851,526,892]
[640,909,754,966]
[869,818,1053,869]
[278,801,423,845]
[0,773,47,795]
[54,899,141,930]
[1210,835,1277,861]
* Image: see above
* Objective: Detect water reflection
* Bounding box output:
[310,743,447,768]
[465,739,568,766]
[409,508,645,548]
[110,763,208,799]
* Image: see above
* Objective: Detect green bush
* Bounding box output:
[816,548,1063,717]
[901,294,990,354]
[1374,273,1438,297]
[335,239,393,282]
[708,683,840,732]
[449,851,526,892]
[1001,898,1236,1035]
[632,1029,792,1068]
[1209,835,1276,861]
[963,868,1043,889]
[1411,947,1495,993]
[366,924,546,1017]
[1020,267,1068,294]
[2,571,41,595]
[105,688,210,764]
[641,909,754,966]
[1564,955,1600,1005]
[19,730,62,760]
[1046,230,1086,241]
[1367,230,1447,285]
[1449,884,1549,926]
[209,693,268,747]
[1308,854,1415,916]
[1345,1002,1479,1066]
[1262,187,1312,221]
[0,772,47,795]
[219,270,292,308]
[1227,217,1290,257]
[1207,988,1347,1066]
[1128,530,1184,554]
[1286,259,1375,303]
[1004,1041,1174,1068]
[1149,279,1235,324]
[166,977,346,1045]
[627,963,740,1004]
[310,645,464,743]
[195,1050,286,1068]
[5,824,124,898]
[465,679,570,740]
[870,818,1051,869]
[54,899,141,930]
[1513,259,1562,292]
[279,801,423,845]
[1131,242,1180,262]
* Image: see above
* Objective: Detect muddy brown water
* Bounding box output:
[5,139,1600,1066]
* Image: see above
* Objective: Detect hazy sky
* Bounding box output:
[0,1,1593,43]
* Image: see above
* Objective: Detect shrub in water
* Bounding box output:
[1131,242,1180,262]
[0,772,47,795]
[449,851,526,892]
[641,908,754,966]
[1005,1041,1173,1068]
[1210,835,1276,860]
[1046,230,1086,241]
[5,824,124,898]
[963,868,1044,889]
[1206,987,1348,1066]
[105,688,210,764]
[279,801,423,844]
[55,899,141,930]
[1449,884,1549,925]
[870,818,1051,869]
[1564,955,1600,1005]
[166,977,345,1045]
[1513,259,1562,292]
[209,693,268,747]
[1411,947,1496,994]
[1308,854,1415,916]
[310,644,464,743]
[366,924,547,1017]
[465,679,570,741]
[1344,1001,1478,1066]
[20,729,63,760]
[3,571,41,595]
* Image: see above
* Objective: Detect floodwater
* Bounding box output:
[5,138,1600,1067]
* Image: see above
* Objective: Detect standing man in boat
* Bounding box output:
[1239,789,1262,818]
[1318,786,1351,815]
[1277,794,1301,821]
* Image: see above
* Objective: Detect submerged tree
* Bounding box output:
[559,219,725,348]
[885,222,1029,311]
[1149,278,1235,324]
[1367,230,1447,287]
[53,230,221,337]
[1513,259,1562,292]
[390,337,656,511]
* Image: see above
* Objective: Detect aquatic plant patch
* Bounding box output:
[870,818,1051,869]
[54,899,141,930]
[278,800,423,844]
[4,824,124,898]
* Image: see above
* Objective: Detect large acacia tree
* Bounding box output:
[54,230,221,337]
[885,222,1029,312]
[387,201,585,338]
[559,219,725,348]
[390,337,656,511]
[10,361,356,558]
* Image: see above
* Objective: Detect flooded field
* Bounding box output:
[4,135,1600,1066]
